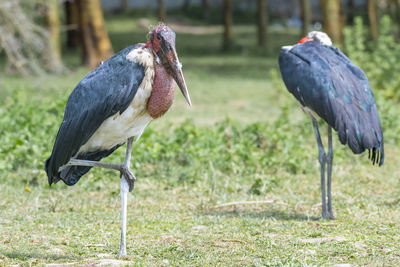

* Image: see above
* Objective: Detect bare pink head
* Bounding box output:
[146,24,191,106]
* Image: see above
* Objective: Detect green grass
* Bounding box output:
[1,15,400,266]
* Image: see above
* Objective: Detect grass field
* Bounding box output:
[1,15,400,266]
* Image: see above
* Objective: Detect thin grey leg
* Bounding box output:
[118,176,129,257]
[326,126,335,219]
[312,118,327,219]
[60,158,124,172]
[118,137,134,258]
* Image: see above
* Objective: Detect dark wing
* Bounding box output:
[279,42,384,165]
[45,44,145,184]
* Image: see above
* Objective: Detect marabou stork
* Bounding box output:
[279,31,384,219]
[45,24,191,257]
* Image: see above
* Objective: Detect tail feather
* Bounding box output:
[368,142,384,166]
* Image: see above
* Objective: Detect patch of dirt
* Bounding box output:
[96,259,131,266]
[169,24,222,35]
[299,236,347,243]
[46,263,77,267]
[96,253,112,258]
[191,225,208,232]
[299,249,316,255]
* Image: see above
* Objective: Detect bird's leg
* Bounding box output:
[118,175,129,258]
[312,118,328,219]
[59,137,136,257]
[118,137,134,258]
[61,159,125,172]
[326,126,335,220]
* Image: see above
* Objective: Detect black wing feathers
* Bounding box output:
[45,44,146,185]
[279,42,384,165]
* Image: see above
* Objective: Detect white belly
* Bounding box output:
[78,109,153,153]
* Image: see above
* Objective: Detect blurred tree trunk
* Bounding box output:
[44,0,63,73]
[65,0,80,48]
[256,0,268,48]
[202,0,209,21]
[182,0,190,12]
[347,0,355,24]
[76,0,113,69]
[320,0,342,45]
[368,0,379,40]
[222,0,233,50]
[120,0,129,13]
[158,0,166,22]
[388,0,398,23]
[300,0,312,37]
[394,0,400,32]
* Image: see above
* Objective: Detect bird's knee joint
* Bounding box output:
[318,150,326,164]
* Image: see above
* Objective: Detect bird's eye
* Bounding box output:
[157,34,162,41]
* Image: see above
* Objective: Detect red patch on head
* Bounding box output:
[298,37,309,44]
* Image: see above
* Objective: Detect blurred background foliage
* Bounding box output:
[1,0,400,98]
[0,0,400,183]
[0,0,399,180]
[0,0,398,189]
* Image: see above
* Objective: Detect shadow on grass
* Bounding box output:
[0,249,80,262]
[204,207,311,221]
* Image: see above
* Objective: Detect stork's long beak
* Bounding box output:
[164,47,191,106]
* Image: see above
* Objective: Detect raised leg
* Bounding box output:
[326,126,335,219]
[59,137,136,191]
[312,118,328,219]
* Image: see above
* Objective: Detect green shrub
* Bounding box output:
[0,89,315,191]
[344,16,400,101]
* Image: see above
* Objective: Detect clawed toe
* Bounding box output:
[120,166,136,192]
[326,213,335,220]
[312,216,323,221]
[312,213,335,221]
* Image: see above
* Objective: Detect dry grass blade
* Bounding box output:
[211,200,275,209]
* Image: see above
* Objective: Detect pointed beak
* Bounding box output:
[165,47,191,106]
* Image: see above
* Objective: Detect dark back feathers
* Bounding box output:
[279,42,384,165]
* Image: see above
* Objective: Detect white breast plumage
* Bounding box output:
[78,46,155,154]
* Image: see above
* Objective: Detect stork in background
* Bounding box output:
[45,24,191,257]
[279,31,384,219]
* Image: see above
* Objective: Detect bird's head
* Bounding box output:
[146,24,191,106]
[298,31,333,46]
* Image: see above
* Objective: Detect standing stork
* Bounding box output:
[45,24,191,257]
[279,31,384,219]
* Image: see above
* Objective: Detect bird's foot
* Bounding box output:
[312,212,335,221]
[326,212,335,220]
[118,249,127,258]
[120,166,136,192]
